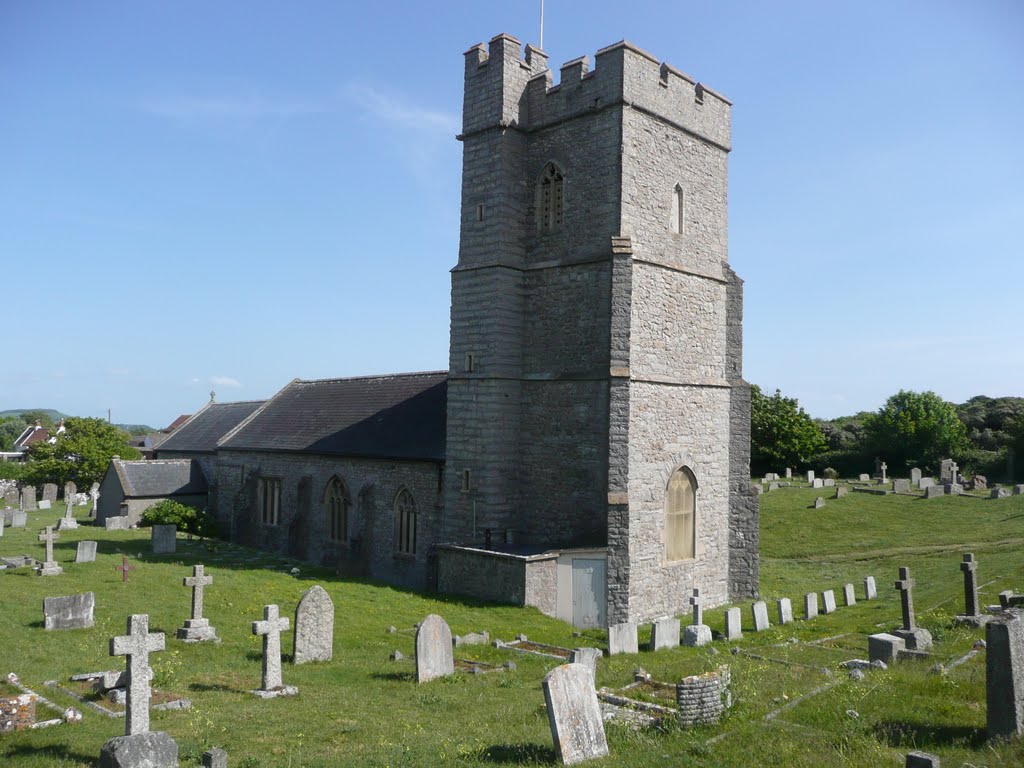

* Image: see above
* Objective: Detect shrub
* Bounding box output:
[822,467,838,480]
[141,499,219,538]
[0,462,26,481]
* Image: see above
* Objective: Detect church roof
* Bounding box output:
[218,372,447,462]
[157,400,266,454]
[110,458,209,498]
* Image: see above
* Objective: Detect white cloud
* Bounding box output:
[210,376,242,389]
[343,83,458,135]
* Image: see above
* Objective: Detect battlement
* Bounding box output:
[462,35,731,150]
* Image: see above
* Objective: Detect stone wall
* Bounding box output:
[676,666,731,727]
[436,546,558,616]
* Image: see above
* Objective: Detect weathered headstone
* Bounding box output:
[893,479,910,493]
[804,592,819,620]
[724,607,742,640]
[894,566,932,650]
[910,468,922,484]
[813,496,825,509]
[969,475,987,491]
[919,477,935,490]
[21,486,37,511]
[177,565,220,642]
[3,486,16,506]
[36,526,63,576]
[58,499,78,529]
[858,474,870,482]
[11,510,27,528]
[806,470,815,483]
[151,525,176,555]
[751,601,770,631]
[986,607,1024,740]
[607,622,638,655]
[64,480,77,500]
[650,616,680,650]
[821,589,837,614]
[542,663,609,765]
[202,748,228,768]
[38,499,52,510]
[415,614,454,684]
[954,554,989,628]
[925,485,945,499]
[812,479,824,489]
[293,584,334,663]
[100,614,177,768]
[106,515,130,530]
[777,597,793,625]
[843,583,856,606]
[992,487,1010,499]
[822,478,835,487]
[42,483,58,503]
[251,604,298,696]
[1015,484,1024,496]
[43,592,95,630]
[905,751,941,768]
[76,541,98,563]
[569,647,602,680]
[864,575,877,601]
[868,632,906,665]
[768,481,779,492]
[785,468,792,479]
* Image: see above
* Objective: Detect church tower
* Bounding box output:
[442,34,758,624]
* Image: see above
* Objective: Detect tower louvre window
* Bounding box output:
[665,466,697,562]
[537,163,564,231]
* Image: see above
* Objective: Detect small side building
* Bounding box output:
[96,457,209,527]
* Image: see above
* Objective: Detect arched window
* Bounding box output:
[395,488,417,555]
[665,466,696,561]
[325,477,350,543]
[671,184,685,235]
[537,163,564,231]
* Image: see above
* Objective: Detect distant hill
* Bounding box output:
[117,424,157,436]
[0,408,69,422]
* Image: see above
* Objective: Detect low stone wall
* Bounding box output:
[436,546,558,616]
[676,665,731,727]
[0,692,36,732]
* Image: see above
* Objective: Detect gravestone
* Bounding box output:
[569,647,602,680]
[1015,484,1024,496]
[969,475,987,491]
[910,468,922,484]
[919,477,935,490]
[36,526,63,576]
[724,607,742,640]
[751,601,769,631]
[543,663,608,765]
[90,486,100,517]
[843,583,856,606]
[804,592,819,620]
[251,605,298,696]
[954,554,989,628]
[785,468,792,479]
[777,597,793,625]
[894,567,933,650]
[858,474,870,482]
[151,525,176,555]
[21,486,37,511]
[607,622,638,655]
[415,614,454,683]
[868,632,906,665]
[864,576,877,601]
[806,470,815,483]
[38,499,52,510]
[43,592,95,630]
[880,461,888,483]
[986,607,1024,740]
[64,480,77,500]
[42,483,58,503]
[814,496,825,509]
[115,556,136,583]
[925,485,945,499]
[812,479,824,489]
[823,478,835,487]
[992,487,1010,499]
[100,614,178,768]
[76,541,98,563]
[203,749,228,768]
[3,487,16,506]
[821,590,837,614]
[106,516,130,530]
[650,616,680,650]
[768,482,779,492]
[905,752,941,768]
[177,565,220,642]
[893,479,910,493]
[11,510,27,528]
[293,585,334,663]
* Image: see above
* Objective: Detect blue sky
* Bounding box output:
[3,1,1022,427]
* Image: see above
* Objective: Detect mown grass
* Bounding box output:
[1,489,1023,767]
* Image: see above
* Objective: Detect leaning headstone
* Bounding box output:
[843,583,856,607]
[751,601,770,631]
[43,592,95,630]
[868,632,906,665]
[11,510,27,528]
[607,622,638,655]
[925,485,945,499]
[151,525,176,555]
[724,607,742,640]
[804,592,819,620]
[21,486,37,511]
[203,749,228,768]
[813,496,825,509]
[906,751,940,768]
[42,483,58,503]
[38,499,52,510]
[954,554,989,628]
[415,614,454,683]
[177,565,220,643]
[894,566,933,650]
[777,597,793,625]
[650,616,680,651]
[821,590,837,614]
[76,541,98,563]
[251,605,298,697]
[910,468,922,484]
[542,663,609,765]
[569,647,602,682]
[893,479,910,493]
[986,608,1024,741]
[100,614,178,768]
[864,576,877,601]
[293,585,334,663]
[36,526,63,576]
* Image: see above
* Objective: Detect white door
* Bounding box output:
[571,558,607,629]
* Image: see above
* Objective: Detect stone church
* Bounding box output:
[155,34,759,627]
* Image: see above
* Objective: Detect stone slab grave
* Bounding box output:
[724,607,743,640]
[919,477,935,490]
[823,478,835,487]
[751,600,770,631]
[53,668,188,721]
[821,589,837,614]
[1015,484,1024,496]
[177,565,220,643]
[954,553,990,628]
[607,622,638,655]
[893,478,911,493]
[203,748,228,768]
[858,473,870,482]
[775,597,793,625]
[39,499,52,510]
[804,592,819,620]
[597,665,733,730]
[811,479,824,489]
[569,647,602,681]
[999,591,1024,610]
[76,541,98,563]
[682,588,711,646]
[4,673,82,731]
[36,526,63,576]
[806,470,815,483]
[106,516,130,530]
[843,583,856,607]
[969,474,987,491]
[416,614,455,683]
[925,484,945,499]
[543,663,609,765]
[58,499,78,529]
[650,616,680,651]
[894,566,933,650]
[767,481,779,492]
[44,592,95,630]
[151,524,176,555]
[293,584,334,663]
[868,632,906,665]
[98,614,179,768]
[864,575,877,600]
[251,605,298,697]
[497,634,573,660]
[986,607,1024,740]
[453,630,490,647]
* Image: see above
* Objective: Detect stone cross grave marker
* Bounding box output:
[89,487,99,517]
[177,565,219,642]
[881,462,887,483]
[251,604,297,697]
[689,587,703,625]
[986,607,1024,740]
[542,663,609,765]
[415,613,454,683]
[955,553,989,628]
[76,541,98,563]
[58,499,78,530]
[37,526,63,576]
[110,614,165,736]
[115,556,136,583]
[751,600,770,631]
[894,566,933,650]
[293,584,334,664]
[682,588,710,646]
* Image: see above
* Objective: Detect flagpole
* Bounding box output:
[540,0,545,50]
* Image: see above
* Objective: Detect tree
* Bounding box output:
[23,417,140,488]
[19,409,55,429]
[863,390,970,472]
[750,385,827,473]
[0,416,28,451]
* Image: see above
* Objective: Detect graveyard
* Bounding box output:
[1,484,1023,767]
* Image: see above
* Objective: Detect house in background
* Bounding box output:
[95,457,209,527]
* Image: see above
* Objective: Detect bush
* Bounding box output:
[822,467,838,480]
[140,499,219,538]
[959,447,1010,483]
[808,450,869,479]
[0,462,26,481]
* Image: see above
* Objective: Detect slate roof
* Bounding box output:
[162,414,191,433]
[157,400,266,454]
[13,426,49,450]
[112,458,208,498]
[218,372,447,461]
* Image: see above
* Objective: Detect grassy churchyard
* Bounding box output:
[2,486,1024,767]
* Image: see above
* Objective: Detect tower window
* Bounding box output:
[537,163,564,231]
[476,203,485,221]
[665,466,697,562]
[462,469,472,492]
[465,353,476,373]
[671,184,686,235]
